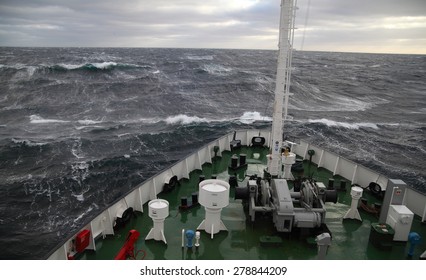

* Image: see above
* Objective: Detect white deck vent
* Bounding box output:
[145,199,169,244]
[197,179,230,239]
[343,186,363,221]
[282,152,296,179]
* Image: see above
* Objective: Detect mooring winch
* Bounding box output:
[236,177,337,233]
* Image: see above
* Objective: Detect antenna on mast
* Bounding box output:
[267,0,297,178]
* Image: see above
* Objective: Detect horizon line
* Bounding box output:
[0,45,425,56]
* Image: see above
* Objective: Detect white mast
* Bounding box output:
[268,0,297,177]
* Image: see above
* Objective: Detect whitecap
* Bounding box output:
[186,55,214,60]
[12,138,47,146]
[139,117,161,124]
[289,91,377,112]
[58,63,83,70]
[164,112,272,126]
[165,114,210,125]
[75,125,105,130]
[201,64,232,75]
[73,206,93,221]
[77,119,104,125]
[30,115,70,124]
[27,66,37,77]
[73,194,85,202]
[308,118,379,130]
[238,111,272,124]
[71,139,85,159]
[91,62,117,69]
[117,133,131,138]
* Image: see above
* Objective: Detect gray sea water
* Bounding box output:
[0,47,425,259]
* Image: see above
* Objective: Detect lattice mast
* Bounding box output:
[268,0,297,177]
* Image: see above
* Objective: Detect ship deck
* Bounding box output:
[78,145,426,260]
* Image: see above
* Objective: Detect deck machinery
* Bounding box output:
[236,176,338,233]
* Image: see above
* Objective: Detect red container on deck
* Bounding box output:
[75,229,90,253]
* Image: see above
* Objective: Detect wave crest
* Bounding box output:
[308,118,379,130]
[165,114,210,125]
[238,111,272,124]
[199,64,233,75]
[30,115,70,124]
[164,111,271,126]
[186,55,214,61]
[54,62,119,71]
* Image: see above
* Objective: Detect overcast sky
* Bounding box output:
[1,0,425,54]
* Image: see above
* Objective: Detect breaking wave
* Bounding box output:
[164,111,271,125]
[185,55,214,61]
[77,119,104,125]
[307,118,379,130]
[237,111,272,124]
[165,114,211,125]
[49,62,146,72]
[11,138,48,147]
[30,115,70,124]
[0,62,151,75]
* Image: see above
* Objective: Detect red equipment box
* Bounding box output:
[75,229,90,253]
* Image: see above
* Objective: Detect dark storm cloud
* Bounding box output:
[0,0,425,53]
[295,0,426,53]
[305,0,426,18]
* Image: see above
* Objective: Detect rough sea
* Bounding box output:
[0,47,425,259]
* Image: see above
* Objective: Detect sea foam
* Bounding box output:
[308,118,379,129]
[30,115,70,124]
[237,111,272,124]
[165,114,210,125]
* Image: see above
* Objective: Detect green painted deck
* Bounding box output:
[79,146,426,260]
